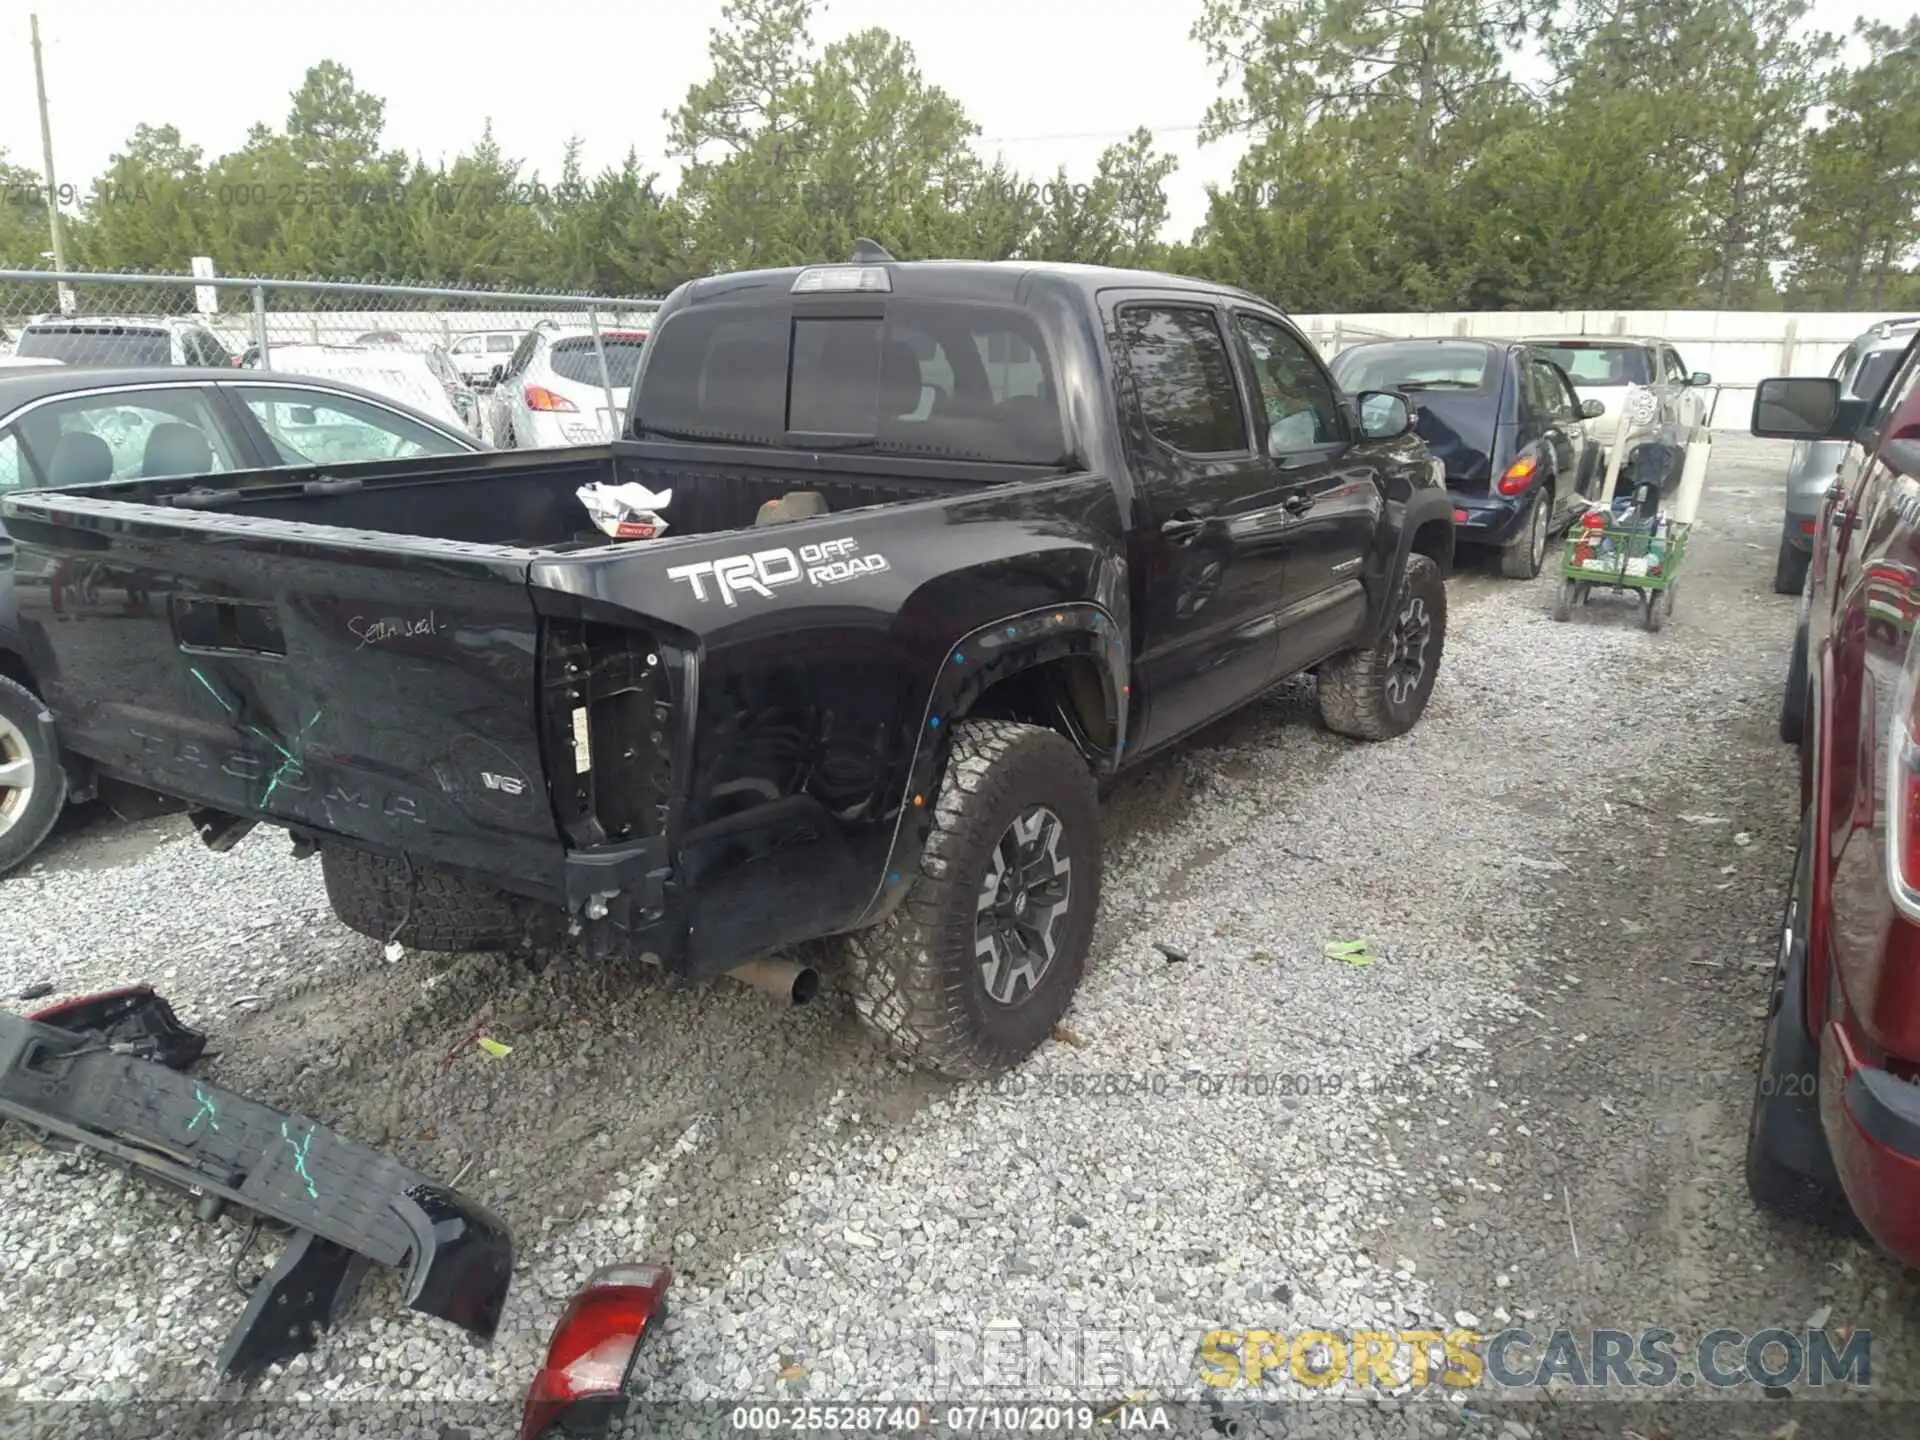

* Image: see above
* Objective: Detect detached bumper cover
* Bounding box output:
[0,1000,513,1378]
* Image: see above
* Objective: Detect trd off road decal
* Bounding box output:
[666,536,890,607]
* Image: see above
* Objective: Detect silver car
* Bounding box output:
[1774,316,1920,594]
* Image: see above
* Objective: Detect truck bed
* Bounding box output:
[45,439,986,553]
[1,438,1071,961]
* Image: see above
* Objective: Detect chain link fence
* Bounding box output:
[0,269,664,446]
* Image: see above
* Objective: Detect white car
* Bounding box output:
[249,343,477,437]
[485,324,650,448]
[1521,336,1713,465]
[448,329,528,389]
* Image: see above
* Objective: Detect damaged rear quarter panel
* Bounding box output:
[528,473,1128,970]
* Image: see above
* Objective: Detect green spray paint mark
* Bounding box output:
[260,710,323,806]
[189,667,236,715]
[189,669,323,810]
[186,1085,220,1133]
[280,1120,319,1200]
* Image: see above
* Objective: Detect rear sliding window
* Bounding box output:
[16,326,170,366]
[550,336,648,388]
[1530,344,1652,387]
[632,301,1066,463]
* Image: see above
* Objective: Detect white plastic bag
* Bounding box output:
[578,481,674,541]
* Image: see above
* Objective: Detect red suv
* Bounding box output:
[1750,333,1920,1266]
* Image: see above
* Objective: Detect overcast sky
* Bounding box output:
[0,0,1896,248]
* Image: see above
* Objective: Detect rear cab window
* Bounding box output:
[632,299,1068,464]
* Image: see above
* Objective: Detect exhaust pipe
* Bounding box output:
[726,957,820,1008]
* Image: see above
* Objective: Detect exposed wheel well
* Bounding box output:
[1410,517,1455,579]
[963,656,1113,767]
[0,649,34,696]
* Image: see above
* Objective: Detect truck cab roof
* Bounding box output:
[675,258,1278,312]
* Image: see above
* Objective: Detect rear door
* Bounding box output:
[1229,308,1377,674]
[1109,296,1289,754]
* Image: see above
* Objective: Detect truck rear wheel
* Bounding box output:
[845,719,1099,1079]
[1317,554,1446,741]
[320,845,531,952]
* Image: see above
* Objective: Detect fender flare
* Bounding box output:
[845,602,1128,931]
[1374,484,1456,644]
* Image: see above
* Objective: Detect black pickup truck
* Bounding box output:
[1,254,1454,1077]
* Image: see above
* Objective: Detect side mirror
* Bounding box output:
[1689,371,1712,387]
[1355,390,1413,440]
[289,406,318,426]
[1752,377,1849,440]
[1579,398,1604,419]
[490,364,507,384]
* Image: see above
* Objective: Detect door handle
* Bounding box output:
[1283,493,1315,516]
[1161,511,1207,543]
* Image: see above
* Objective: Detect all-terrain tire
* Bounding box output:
[1498,485,1554,580]
[844,719,1099,1079]
[320,845,531,952]
[1773,530,1811,596]
[1317,554,1447,741]
[0,675,64,877]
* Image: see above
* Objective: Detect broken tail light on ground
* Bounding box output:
[520,1263,672,1440]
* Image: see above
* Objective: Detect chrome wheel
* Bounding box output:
[975,804,1072,1005]
[0,712,36,841]
[1384,594,1433,706]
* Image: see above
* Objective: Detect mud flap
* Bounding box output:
[0,997,513,1380]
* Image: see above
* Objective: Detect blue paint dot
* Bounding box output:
[952,652,965,664]
[929,716,941,728]
[889,871,902,884]
[1006,626,1017,637]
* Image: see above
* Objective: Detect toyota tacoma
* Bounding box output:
[2,250,1454,1078]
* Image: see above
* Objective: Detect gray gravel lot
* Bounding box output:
[2,436,1915,1439]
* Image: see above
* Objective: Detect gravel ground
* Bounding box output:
[2,436,1915,1439]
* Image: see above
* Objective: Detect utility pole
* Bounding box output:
[30,13,67,275]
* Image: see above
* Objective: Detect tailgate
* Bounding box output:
[4,491,561,886]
